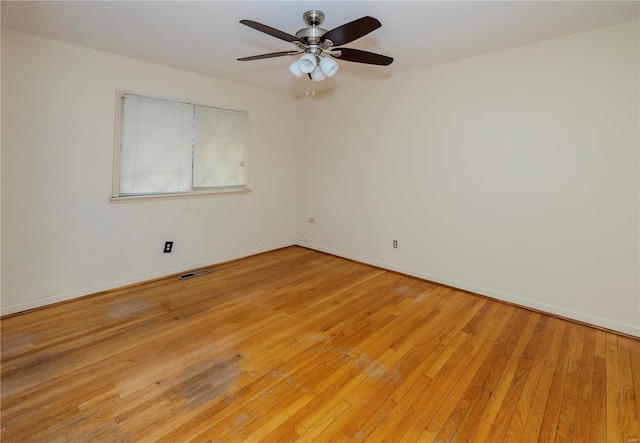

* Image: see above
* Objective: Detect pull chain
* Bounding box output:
[305,75,316,96]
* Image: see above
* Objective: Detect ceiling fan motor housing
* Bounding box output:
[295,27,327,45]
[296,10,330,49]
[303,10,325,26]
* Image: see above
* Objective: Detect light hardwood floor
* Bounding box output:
[1,246,639,442]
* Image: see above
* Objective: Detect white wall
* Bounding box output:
[297,21,640,336]
[1,29,297,314]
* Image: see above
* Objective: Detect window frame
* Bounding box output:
[111,90,251,202]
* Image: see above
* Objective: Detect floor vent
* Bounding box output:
[178,269,210,280]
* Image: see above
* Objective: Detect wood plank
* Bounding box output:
[554,323,586,441]
[618,337,640,443]
[534,321,575,442]
[573,328,597,443]
[519,319,566,443]
[467,312,542,443]
[630,338,640,443]
[607,334,624,443]
[484,316,551,442]
[589,329,609,443]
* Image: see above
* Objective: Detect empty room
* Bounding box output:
[1,1,639,442]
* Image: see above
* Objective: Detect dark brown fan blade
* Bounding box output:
[321,16,381,46]
[237,51,299,61]
[240,20,300,43]
[332,48,393,66]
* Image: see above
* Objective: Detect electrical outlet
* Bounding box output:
[164,241,173,253]
[393,240,398,249]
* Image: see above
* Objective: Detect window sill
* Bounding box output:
[110,188,252,203]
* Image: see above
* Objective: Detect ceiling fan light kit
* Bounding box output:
[288,53,338,81]
[319,56,339,77]
[238,10,393,86]
[288,59,304,78]
[311,66,326,82]
[298,53,317,73]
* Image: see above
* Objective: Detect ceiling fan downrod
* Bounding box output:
[295,10,336,54]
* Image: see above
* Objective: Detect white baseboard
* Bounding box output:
[1,241,296,316]
[297,242,640,338]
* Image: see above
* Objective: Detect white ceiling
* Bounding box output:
[2,1,638,96]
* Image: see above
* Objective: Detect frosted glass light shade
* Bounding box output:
[311,66,326,82]
[289,60,304,78]
[319,57,339,77]
[298,54,317,73]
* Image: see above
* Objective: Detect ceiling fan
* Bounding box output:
[237,10,393,82]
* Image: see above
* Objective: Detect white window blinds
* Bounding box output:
[120,94,193,195]
[193,106,247,190]
[116,92,248,198]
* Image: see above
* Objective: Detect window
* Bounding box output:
[112,91,249,199]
